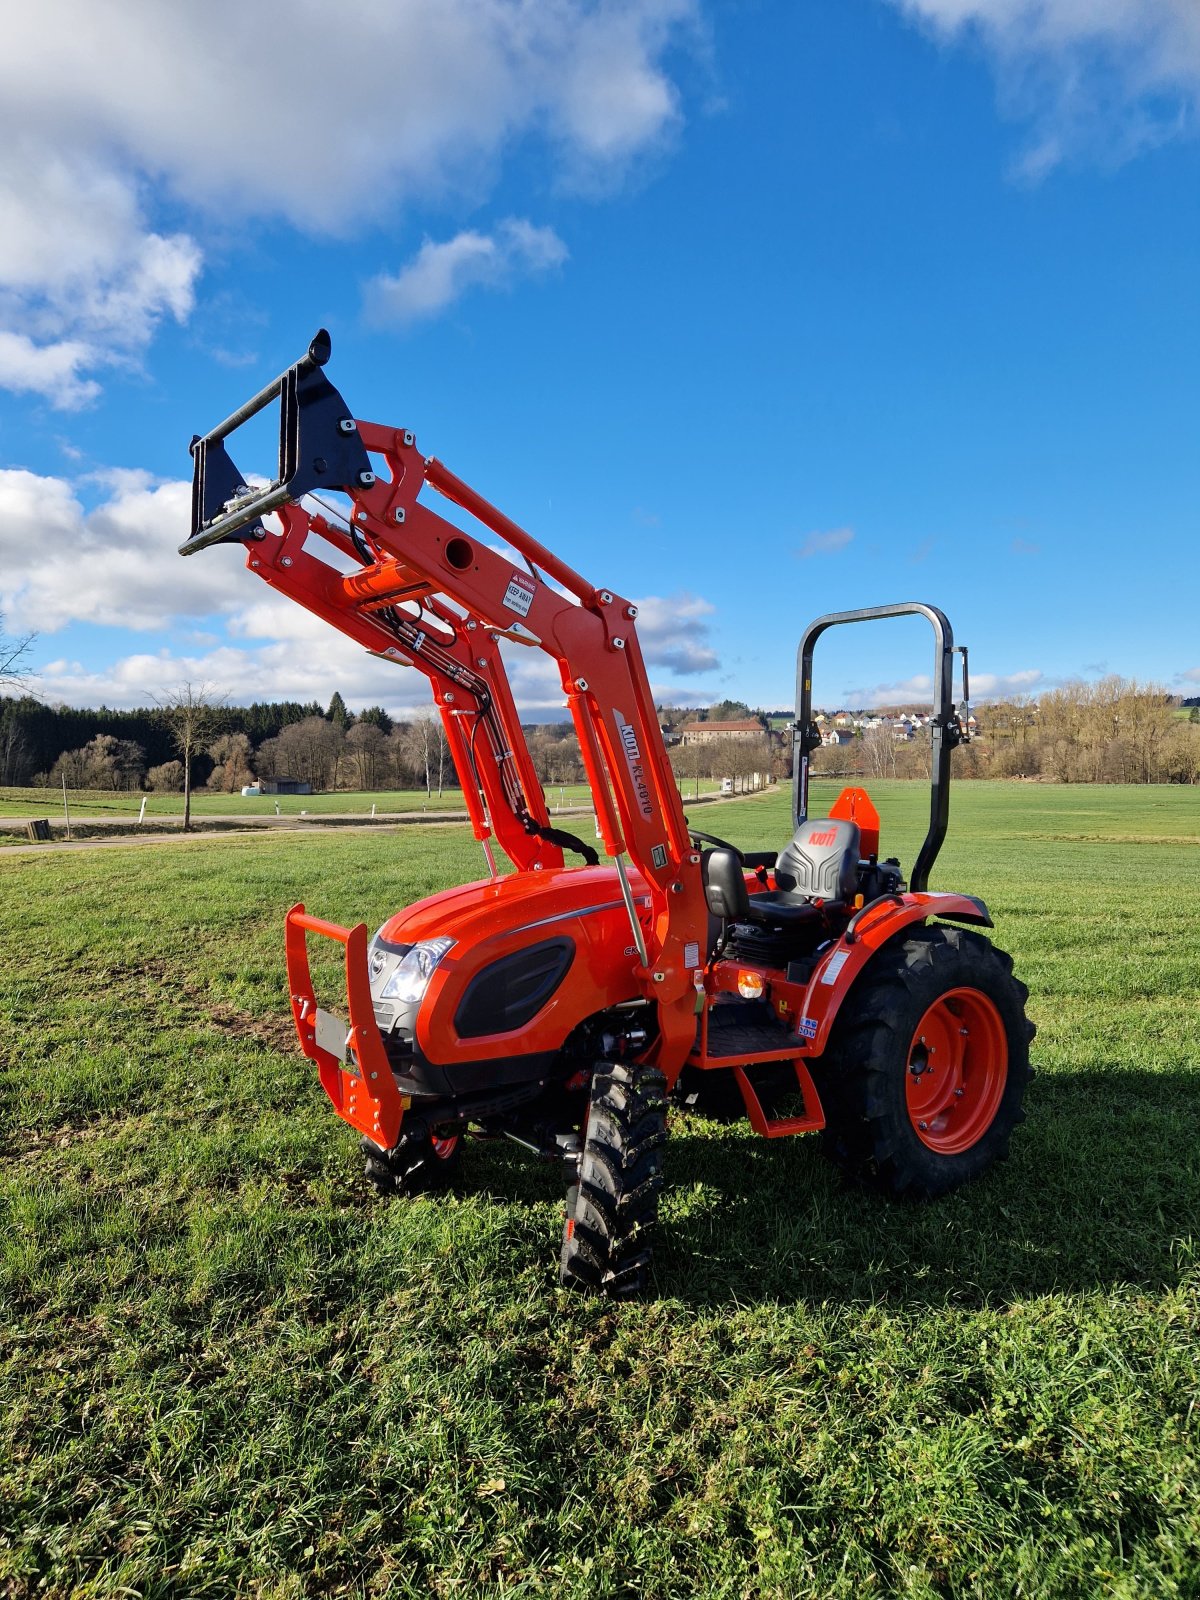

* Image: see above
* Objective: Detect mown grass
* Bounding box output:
[0,785,601,822]
[2,783,1199,1597]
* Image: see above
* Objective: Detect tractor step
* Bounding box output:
[694,998,797,1060]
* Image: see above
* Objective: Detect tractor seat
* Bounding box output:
[702,816,863,932]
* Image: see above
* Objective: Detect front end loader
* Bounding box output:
[180,332,1034,1295]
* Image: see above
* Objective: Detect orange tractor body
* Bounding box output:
[182,333,1034,1293]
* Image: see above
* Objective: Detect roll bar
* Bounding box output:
[793,602,970,892]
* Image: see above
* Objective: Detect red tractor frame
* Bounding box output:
[181,332,1034,1295]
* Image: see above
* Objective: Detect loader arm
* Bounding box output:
[180,330,709,1065]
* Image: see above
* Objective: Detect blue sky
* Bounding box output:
[0,0,1197,720]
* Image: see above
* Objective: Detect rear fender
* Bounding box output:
[799,892,991,1057]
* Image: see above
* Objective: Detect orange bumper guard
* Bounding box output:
[284,903,403,1149]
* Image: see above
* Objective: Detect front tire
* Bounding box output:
[559,1060,667,1297]
[362,1122,463,1197]
[813,924,1035,1197]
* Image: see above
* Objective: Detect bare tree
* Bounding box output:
[0,613,35,690]
[155,682,225,831]
[273,717,344,791]
[861,723,898,780]
[404,712,437,798]
[207,732,255,793]
[346,721,388,790]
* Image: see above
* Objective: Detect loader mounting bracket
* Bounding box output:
[183,328,371,554]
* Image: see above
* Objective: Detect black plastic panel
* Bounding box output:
[454,937,576,1040]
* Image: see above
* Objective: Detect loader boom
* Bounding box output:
[180,330,709,1066]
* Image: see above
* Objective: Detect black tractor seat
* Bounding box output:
[702,816,864,951]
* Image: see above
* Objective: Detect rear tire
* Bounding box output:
[362,1123,463,1197]
[559,1060,667,1297]
[812,924,1035,1198]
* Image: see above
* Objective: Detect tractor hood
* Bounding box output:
[375,862,648,951]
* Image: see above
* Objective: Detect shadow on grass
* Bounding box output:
[647,1063,1200,1309]
[458,1061,1200,1310]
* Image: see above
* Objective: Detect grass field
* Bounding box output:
[2,781,1199,1597]
[0,784,601,822]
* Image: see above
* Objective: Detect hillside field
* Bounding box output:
[2,780,1199,1597]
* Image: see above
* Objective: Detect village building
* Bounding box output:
[680,718,768,746]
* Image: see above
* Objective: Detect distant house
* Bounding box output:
[822,729,855,747]
[832,710,854,729]
[681,718,767,746]
[259,776,312,795]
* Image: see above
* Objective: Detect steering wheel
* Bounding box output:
[688,827,745,864]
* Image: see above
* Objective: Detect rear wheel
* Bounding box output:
[813,924,1034,1197]
[362,1122,463,1197]
[559,1060,667,1297]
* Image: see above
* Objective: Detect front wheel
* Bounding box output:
[813,924,1035,1197]
[559,1060,667,1297]
[362,1122,463,1197]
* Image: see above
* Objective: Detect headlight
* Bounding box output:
[380,937,455,1003]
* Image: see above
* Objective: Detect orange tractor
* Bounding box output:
[181,332,1034,1295]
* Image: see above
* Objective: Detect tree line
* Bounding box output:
[812,678,1200,786]
[3,676,1197,798]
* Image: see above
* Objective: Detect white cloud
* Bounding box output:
[0,332,100,409]
[1177,667,1200,685]
[842,666,1043,706]
[0,152,200,408]
[631,592,721,675]
[798,526,854,559]
[7,466,722,716]
[0,469,244,631]
[0,1,699,401]
[36,626,575,725]
[368,219,568,324]
[887,0,1200,172]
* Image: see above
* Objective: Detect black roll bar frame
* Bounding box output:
[793,602,969,893]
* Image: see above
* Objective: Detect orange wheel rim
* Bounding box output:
[905,988,1007,1155]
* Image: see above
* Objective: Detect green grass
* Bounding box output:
[2,783,1199,1597]
[0,784,601,821]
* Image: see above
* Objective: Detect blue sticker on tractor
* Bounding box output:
[799,1016,819,1040]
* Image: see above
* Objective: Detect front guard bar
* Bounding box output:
[181,329,371,556]
[284,903,403,1149]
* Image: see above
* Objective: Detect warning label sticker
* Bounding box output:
[799,1015,819,1039]
[503,571,537,617]
[683,942,700,970]
[820,950,851,987]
